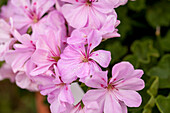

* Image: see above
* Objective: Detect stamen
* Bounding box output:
[82,57,88,62]
[111,78,124,85]
[51,56,60,62]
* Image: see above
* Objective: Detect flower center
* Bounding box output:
[51,56,60,62]
[33,14,38,23]
[86,0,94,6]
[82,57,89,62]
[107,84,114,90]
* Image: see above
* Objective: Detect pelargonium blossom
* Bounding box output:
[61,0,113,29]
[38,66,74,113]
[67,15,120,44]
[15,60,39,91]
[30,30,61,76]
[61,1,120,39]
[0,19,16,61]
[1,0,55,33]
[5,30,36,73]
[31,10,67,50]
[83,62,145,113]
[58,30,111,83]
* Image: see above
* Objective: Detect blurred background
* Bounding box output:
[0,0,170,113]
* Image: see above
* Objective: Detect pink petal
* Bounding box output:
[85,70,108,88]
[30,64,52,76]
[115,89,142,107]
[62,4,88,28]
[31,49,52,65]
[104,93,122,113]
[11,0,31,7]
[40,84,57,95]
[5,50,33,73]
[130,69,144,78]
[90,50,111,68]
[82,89,106,106]
[58,59,86,83]
[59,85,74,104]
[67,29,87,45]
[110,62,135,83]
[36,0,55,17]
[87,30,102,52]
[61,0,85,4]
[15,71,31,89]
[60,45,83,60]
[115,78,145,91]
[93,1,113,14]
[119,101,127,113]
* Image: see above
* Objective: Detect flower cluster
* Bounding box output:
[0,0,144,113]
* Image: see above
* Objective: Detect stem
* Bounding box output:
[155,26,163,56]
[35,92,50,113]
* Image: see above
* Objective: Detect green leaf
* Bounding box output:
[105,41,128,64]
[0,0,8,8]
[156,94,170,113]
[143,76,159,113]
[148,54,170,88]
[160,30,170,52]
[146,1,170,27]
[131,39,159,64]
[0,61,5,68]
[128,0,146,11]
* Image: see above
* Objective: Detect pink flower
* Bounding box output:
[61,0,113,29]
[14,60,39,91]
[39,66,74,113]
[5,32,36,73]
[0,0,20,22]
[1,0,55,33]
[31,10,67,50]
[58,30,111,83]
[99,13,120,39]
[63,4,120,40]
[83,62,145,113]
[67,14,120,44]
[0,19,16,61]
[30,30,61,76]
[55,0,65,12]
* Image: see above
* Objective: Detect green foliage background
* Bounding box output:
[0,0,170,113]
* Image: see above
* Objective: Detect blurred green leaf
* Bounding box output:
[105,41,128,64]
[146,1,170,27]
[0,61,5,67]
[156,94,170,113]
[148,54,170,88]
[128,0,146,11]
[143,76,159,113]
[0,80,36,113]
[124,39,159,66]
[160,30,170,52]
